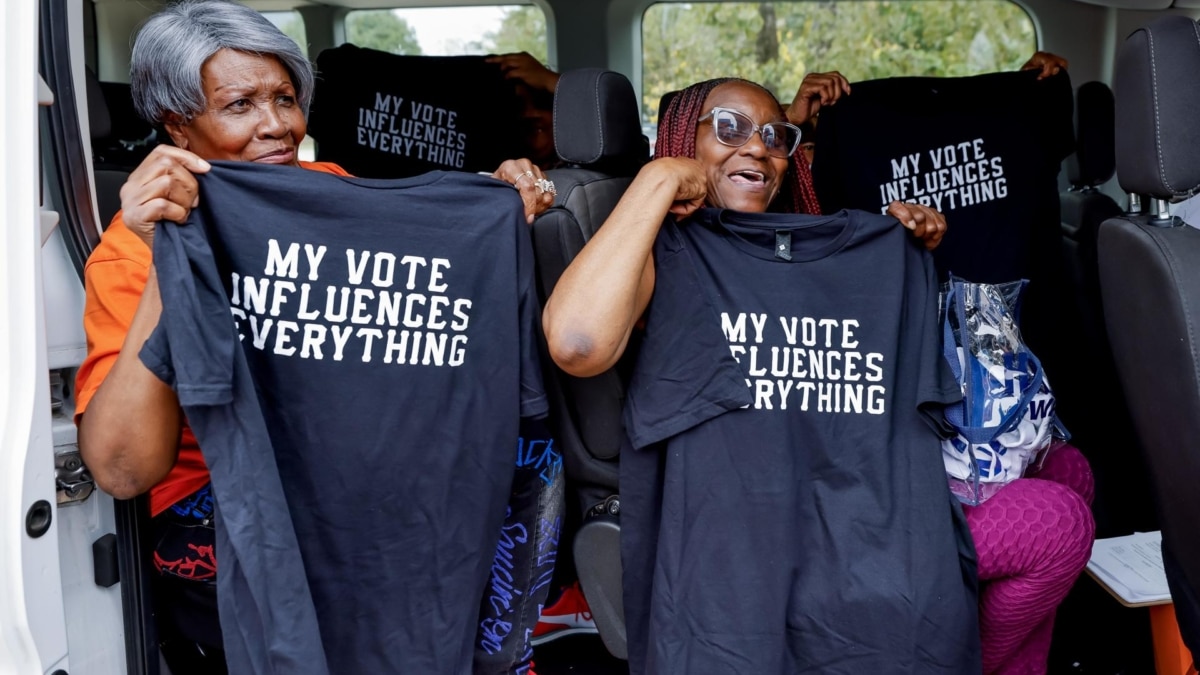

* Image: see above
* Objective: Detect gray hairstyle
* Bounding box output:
[130,0,313,125]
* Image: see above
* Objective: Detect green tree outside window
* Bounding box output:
[642,1,1036,123]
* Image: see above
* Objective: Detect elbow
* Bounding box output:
[543,310,612,378]
[84,450,158,500]
[93,472,150,501]
[547,331,608,378]
[78,417,170,501]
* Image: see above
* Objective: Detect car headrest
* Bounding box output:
[553,68,645,170]
[658,90,680,121]
[1114,15,1200,199]
[85,67,112,140]
[1067,81,1115,188]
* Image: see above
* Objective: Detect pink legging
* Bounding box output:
[963,443,1096,675]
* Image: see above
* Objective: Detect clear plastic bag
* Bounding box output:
[939,277,1070,506]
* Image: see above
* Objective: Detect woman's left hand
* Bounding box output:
[887,201,947,250]
[494,158,556,224]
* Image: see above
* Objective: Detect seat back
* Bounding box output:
[1062,81,1122,231]
[1054,80,1155,538]
[530,67,646,660]
[84,68,138,228]
[1099,14,1200,654]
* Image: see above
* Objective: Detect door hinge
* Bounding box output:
[56,449,95,505]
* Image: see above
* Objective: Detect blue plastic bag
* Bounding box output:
[939,276,1069,505]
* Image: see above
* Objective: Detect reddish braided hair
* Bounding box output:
[654,78,822,216]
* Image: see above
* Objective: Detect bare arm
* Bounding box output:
[76,145,209,499]
[543,158,707,377]
[78,269,182,499]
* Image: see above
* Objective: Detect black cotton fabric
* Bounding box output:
[811,70,1074,285]
[140,162,547,675]
[309,46,525,179]
[620,208,980,675]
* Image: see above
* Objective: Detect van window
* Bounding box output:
[342,5,548,60]
[262,11,308,57]
[641,0,1036,124]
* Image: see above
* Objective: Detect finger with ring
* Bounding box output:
[514,170,534,186]
[535,178,556,195]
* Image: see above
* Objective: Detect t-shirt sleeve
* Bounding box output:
[914,246,962,437]
[142,216,236,407]
[138,323,176,389]
[75,253,149,422]
[516,213,549,420]
[623,221,752,450]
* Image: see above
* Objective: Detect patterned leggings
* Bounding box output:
[964,443,1096,675]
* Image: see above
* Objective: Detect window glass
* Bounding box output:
[641,1,1036,124]
[262,11,308,57]
[343,6,547,60]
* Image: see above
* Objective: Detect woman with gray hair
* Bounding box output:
[74,1,555,672]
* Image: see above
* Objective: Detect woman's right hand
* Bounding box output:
[646,157,709,219]
[118,145,211,249]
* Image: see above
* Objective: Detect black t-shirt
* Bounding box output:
[308,46,525,179]
[811,70,1074,285]
[141,162,547,674]
[620,208,980,675]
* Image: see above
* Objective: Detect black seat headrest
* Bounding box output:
[553,68,645,169]
[1114,16,1200,199]
[85,67,112,141]
[1068,81,1115,188]
[658,90,680,122]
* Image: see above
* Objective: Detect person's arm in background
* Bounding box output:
[486,52,561,94]
[77,145,209,499]
[785,50,1068,127]
[1021,51,1069,79]
[785,71,852,127]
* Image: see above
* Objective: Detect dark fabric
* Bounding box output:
[1067,81,1116,188]
[1114,16,1200,198]
[1098,215,1200,657]
[621,208,980,675]
[308,46,524,179]
[141,162,547,675]
[552,69,645,170]
[154,573,228,675]
[475,416,565,675]
[150,485,226,671]
[150,484,216,582]
[812,69,1073,286]
[810,69,1074,454]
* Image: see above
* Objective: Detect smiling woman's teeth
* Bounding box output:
[730,171,765,185]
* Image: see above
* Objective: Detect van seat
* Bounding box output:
[1099,14,1200,655]
[531,67,646,660]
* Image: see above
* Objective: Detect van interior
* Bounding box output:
[6,0,1200,672]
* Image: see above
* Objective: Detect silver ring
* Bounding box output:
[535,178,556,195]
[514,170,534,187]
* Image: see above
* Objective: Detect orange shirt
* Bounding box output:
[75,161,351,516]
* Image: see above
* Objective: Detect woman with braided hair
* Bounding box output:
[543,75,1093,675]
[542,77,946,379]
